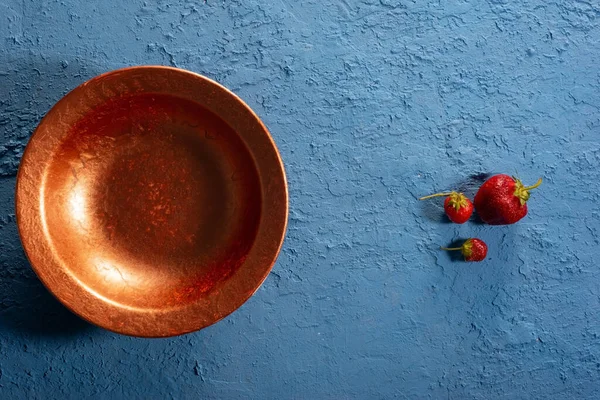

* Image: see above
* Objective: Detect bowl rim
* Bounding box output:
[15,65,288,337]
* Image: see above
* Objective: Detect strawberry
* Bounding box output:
[419,191,473,224]
[474,175,542,225]
[441,238,488,262]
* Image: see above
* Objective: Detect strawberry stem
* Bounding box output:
[419,192,454,200]
[440,246,462,251]
[523,178,543,191]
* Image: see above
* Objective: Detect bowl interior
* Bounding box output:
[42,92,262,309]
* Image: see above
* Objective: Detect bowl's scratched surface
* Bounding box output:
[16,67,287,337]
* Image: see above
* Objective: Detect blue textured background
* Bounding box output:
[1,1,600,399]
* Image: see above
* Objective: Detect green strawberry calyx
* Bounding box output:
[419,191,469,211]
[447,192,470,211]
[441,239,473,258]
[513,177,543,206]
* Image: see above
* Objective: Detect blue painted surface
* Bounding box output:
[1,0,600,398]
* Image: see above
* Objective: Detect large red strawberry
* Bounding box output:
[474,175,542,225]
[442,238,487,262]
[419,191,473,224]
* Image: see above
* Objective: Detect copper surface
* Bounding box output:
[15,66,288,337]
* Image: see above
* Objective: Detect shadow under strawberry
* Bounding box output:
[420,173,491,224]
[420,197,453,223]
[456,173,492,224]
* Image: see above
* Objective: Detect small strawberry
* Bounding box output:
[474,175,542,225]
[419,191,473,224]
[441,238,488,262]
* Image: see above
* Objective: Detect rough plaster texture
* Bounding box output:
[1,0,600,399]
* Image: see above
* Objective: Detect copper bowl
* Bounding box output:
[16,66,288,337]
